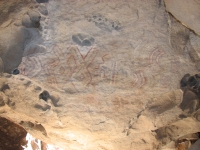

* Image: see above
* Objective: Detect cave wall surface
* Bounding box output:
[1,0,200,150]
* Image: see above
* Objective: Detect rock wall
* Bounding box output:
[1,0,200,149]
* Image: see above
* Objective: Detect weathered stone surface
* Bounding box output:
[39,90,50,101]
[168,14,190,56]
[87,13,121,32]
[72,33,95,46]
[0,2,42,74]
[22,10,41,28]
[49,92,60,106]
[1,0,200,150]
[22,14,33,28]
[194,109,200,121]
[180,91,198,113]
[0,95,5,107]
[23,44,47,57]
[0,26,30,73]
[188,139,200,150]
[189,32,200,70]
[0,116,27,150]
[156,117,200,148]
[20,121,47,136]
[28,10,41,23]
[36,0,48,3]
[38,4,48,16]
[0,0,31,26]
[164,0,200,36]
[147,89,183,114]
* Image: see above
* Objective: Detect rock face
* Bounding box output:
[0,26,29,73]
[1,0,200,149]
[0,116,27,150]
[36,0,48,3]
[164,0,200,36]
[72,33,95,46]
[22,10,41,28]
[0,0,42,74]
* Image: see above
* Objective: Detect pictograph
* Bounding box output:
[19,56,43,79]
[131,70,146,88]
[19,44,109,90]
[111,61,117,84]
[149,47,165,64]
[18,42,176,91]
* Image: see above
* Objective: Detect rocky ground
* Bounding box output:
[1,0,200,149]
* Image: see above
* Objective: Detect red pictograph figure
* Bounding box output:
[18,44,108,90]
[47,45,64,70]
[131,70,146,88]
[43,45,66,86]
[45,67,58,86]
[18,55,43,79]
[111,61,117,84]
[65,46,91,85]
[99,54,109,78]
[149,47,165,65]
[67,55,78,74]
[65,46,106,88]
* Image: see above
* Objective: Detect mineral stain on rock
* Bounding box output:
[36,0,49,3]
[72,33,95,46]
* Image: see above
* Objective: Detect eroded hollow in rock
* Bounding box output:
[12,68,20,75]
[0,116,61,149]
[176,132,200,149]
[36,0,49,3]
[180,73,190,87]
[39,90,50,101]
[0,116,27,150]
[188,76,197,87]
